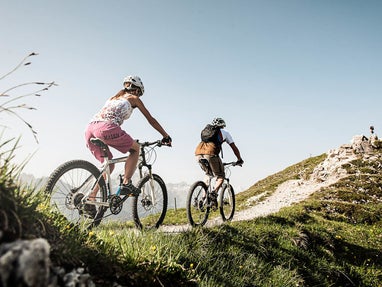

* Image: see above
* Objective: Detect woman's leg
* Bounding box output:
[123,141,140,184]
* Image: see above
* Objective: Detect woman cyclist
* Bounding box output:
[84,76,172,211]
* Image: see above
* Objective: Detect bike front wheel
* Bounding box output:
[45,160,108,228]
[131,174,168,229]
[186,181,209,227]
[219,184,235,221]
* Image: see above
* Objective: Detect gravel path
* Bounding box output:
[159,145,359,234]
[158,177,342,233]
[232,176,341,222]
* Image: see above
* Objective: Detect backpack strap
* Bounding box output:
[217,129,224,158]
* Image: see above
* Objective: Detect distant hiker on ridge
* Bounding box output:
[369,125,378,148]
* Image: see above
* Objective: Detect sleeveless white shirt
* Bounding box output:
[92,98,133,126]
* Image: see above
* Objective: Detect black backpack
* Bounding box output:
[201,124,220,144]
[200,124,224,157]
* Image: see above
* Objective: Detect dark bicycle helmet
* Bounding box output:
[211,117,226,128]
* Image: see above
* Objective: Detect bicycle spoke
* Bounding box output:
[45,160,107,229]
[187,181,209,227]
[132,174,167,229]
[220,184,235,221]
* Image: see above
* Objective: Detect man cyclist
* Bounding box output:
[195,117,243,208]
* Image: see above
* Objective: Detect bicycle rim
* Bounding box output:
[219,184,235,221]
[187,181,209,227]
[132,174,168,229]
[45,160,107,229]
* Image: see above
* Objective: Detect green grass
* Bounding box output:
[162,153,327,225]
[1,144,382,286]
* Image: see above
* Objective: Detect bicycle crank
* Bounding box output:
[109,195,123,214]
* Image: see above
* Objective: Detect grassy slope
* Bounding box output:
[1,151,382,286]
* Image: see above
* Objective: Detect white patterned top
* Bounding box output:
[92,98,133,126]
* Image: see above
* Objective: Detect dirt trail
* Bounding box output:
[159,143,360,233]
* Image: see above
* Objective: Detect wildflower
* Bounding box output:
[88,231,95,237]
[190,263,194,269]
[150,245,157,252]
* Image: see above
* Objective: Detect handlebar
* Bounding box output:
[223,161,241,167]
[138,140,171,148]
[137,140,170,166]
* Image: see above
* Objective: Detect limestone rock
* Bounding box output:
[0,238,50,287]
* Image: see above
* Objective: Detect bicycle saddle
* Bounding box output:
[199,158,210,168]
[90,138,108,150]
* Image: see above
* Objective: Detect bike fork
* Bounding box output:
[147,172,156,205]
[139,167,157,206]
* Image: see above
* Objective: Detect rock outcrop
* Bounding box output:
[0,238,96,287]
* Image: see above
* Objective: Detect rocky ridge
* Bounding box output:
[160,135,378,231]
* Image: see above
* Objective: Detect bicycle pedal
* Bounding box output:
[120,183,141,196]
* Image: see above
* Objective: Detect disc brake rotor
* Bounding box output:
[66,192,84,210]
[141,196,153,211]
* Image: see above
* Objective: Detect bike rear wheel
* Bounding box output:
[131,174,168,229]
[45,160,107,228]
[219,184,235,221]
[186,181,209,227]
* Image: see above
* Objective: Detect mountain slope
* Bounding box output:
[2,135,381,286]
[233,139,358,221]
[161,135,381,232]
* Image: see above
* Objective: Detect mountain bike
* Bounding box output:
[186,159,238,227]
[45,138,169,229]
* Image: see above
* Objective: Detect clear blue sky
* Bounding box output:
[1,0,382,192]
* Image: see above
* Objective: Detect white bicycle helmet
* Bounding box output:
[211,117,226,128]
[123,75,144,96]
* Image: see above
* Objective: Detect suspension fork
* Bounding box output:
[147,166,157,203]
[222,177,230,190]
[147,166,155,189]
[138,145,157,204]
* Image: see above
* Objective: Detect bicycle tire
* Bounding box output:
[219,184,235,221]
[186,181,209,227]
[131,174,168,229]
[45,160,107,228]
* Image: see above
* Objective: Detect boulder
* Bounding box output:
[0,238,50,287]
